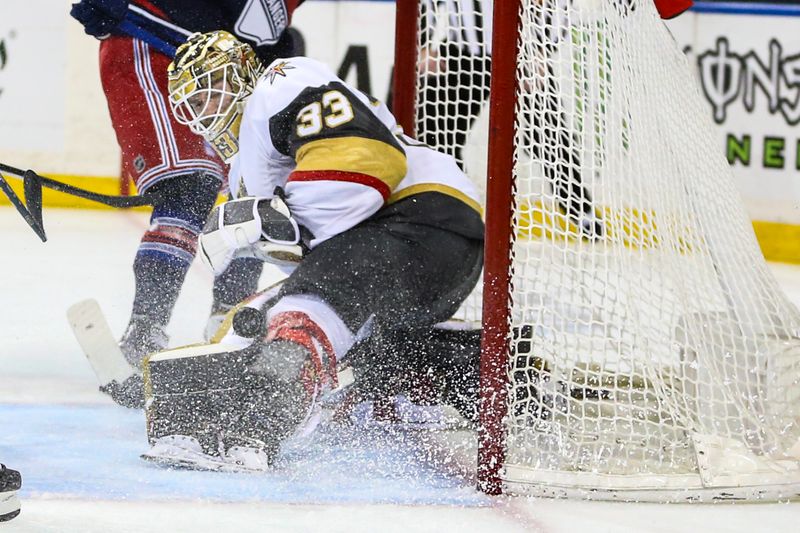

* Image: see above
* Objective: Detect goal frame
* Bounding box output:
[392,0,521,495]
[392,0,800,502]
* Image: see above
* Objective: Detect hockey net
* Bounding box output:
[393,0,800,501]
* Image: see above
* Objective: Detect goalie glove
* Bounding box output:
[199,192,307,275]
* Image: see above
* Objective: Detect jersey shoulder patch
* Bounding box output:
[258,57,336,90]
[263,60,296,84]
[252,57,338,118]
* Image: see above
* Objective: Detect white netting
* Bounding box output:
[413,0,800,500]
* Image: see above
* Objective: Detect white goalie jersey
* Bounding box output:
[228,56,483,248]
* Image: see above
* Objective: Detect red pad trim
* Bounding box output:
[267,311,339,393]
[289,170,391,202]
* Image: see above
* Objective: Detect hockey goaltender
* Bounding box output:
[135,30,486,471]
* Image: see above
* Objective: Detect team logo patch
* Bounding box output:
[235,0,288,46]
[265,61,294,84]
[133,155,146,173]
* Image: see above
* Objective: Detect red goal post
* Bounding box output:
[392,0,518,494]
[393,0,800,502]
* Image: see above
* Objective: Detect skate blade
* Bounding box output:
[140,448,227,472]
[140,451,269,474]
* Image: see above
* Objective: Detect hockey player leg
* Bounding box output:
[349,326,481,426]
[274,210,484,427]
[120,173,220,367]
[74,175,220,409]
[225,308,346,465]
[97,34,225,366]
[0,464,21,522]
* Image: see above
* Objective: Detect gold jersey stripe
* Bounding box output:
[388,183,484,217]
[295,136,407,191]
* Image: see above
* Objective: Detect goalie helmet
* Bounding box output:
[167,31,263,161]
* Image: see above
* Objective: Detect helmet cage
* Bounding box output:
[170,62,247,138]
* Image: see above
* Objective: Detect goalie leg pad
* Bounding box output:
[348,326,482,424]
[144,314,340,466]
[145,343,256,457]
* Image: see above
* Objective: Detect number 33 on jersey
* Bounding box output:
[230,56,483,249]
[296,90,355,136]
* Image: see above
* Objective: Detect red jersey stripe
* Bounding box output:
[289,170,391,201]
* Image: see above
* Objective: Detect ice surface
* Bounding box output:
[1,208,799,532]
[2,404,485,505]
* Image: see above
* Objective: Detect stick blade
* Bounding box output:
[67,299,135,386]
[0,171,46,242]
[22,170,45,239]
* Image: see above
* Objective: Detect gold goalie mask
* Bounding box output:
[167,31,262,161]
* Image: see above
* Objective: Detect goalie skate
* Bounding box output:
[141,436,272,473]
[0,464,21,522]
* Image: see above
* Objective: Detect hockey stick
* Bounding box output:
[67,299,138,390]
[119,5,192,58]
[118,19,177,57]
[0,11,188,241]
[0,169,46,242]
[68,278,287,408]
[0,163,161,208]
[0,163,161,244]
[127,4,191,39]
